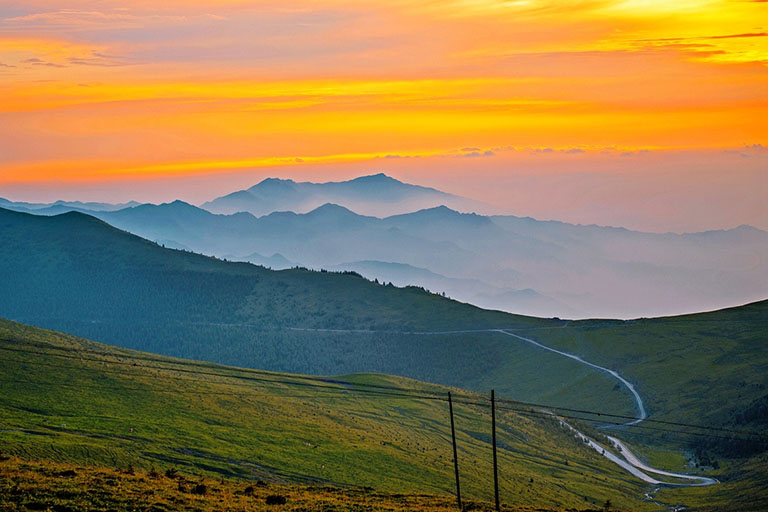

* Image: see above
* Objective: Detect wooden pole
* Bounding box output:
[491,389,500,511]
[448,392,462,510]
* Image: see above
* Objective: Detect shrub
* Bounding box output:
[265,494,287,505]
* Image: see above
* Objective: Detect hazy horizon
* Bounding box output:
[3,151,767,233]
[1,0,766,233]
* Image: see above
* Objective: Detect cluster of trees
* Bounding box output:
[689,393,768,460]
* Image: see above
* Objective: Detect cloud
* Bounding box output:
[5,9,188,26]
[706,32,767,40]
[727,143,768,158]
[67,51,129,67]
[459,150,495,158]
[23,58,66,68]
[637,32,767,43]
[619,149,650,157]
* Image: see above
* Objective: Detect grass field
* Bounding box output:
[0,319,655,511]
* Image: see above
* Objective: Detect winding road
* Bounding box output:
[607,435,718,486]
[496,330,647,425]
[495,329,717,488]
[289,325,718,489]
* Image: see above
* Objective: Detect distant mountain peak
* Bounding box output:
[202,173,477,217]
[249,177,297,192]
[350,173,400,183]
[412,205,479,218]
[139,200,199,211]
[260,177,296,184]
[306,203,358,216]
[243,178,300,199]
[383,205,492,228]
[167,199,194,207]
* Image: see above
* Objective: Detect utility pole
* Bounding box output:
[448,392,462,510]
[491,389,500,511]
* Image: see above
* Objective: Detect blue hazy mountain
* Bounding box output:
[201,173,487,217]
[2,197,765,319]
[0,197,140,212]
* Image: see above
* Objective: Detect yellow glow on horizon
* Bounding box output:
[0,144,698,185]
[0,0,765,185]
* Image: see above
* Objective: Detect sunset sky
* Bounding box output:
[0,0,766,231]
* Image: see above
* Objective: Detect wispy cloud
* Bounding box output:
[0,0,764,191]
[23,57,66,67]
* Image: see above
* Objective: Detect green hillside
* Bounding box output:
[524,302,768,444]
[0,207,537,332]
[0,207,636,418]
[0,319,651,511]
[1,207,765,431]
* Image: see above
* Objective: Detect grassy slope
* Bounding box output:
[1,207,765,425]
[653,452,768,512]
[520,301,768,428]
[0,207,638,418]
[0,319,651,511]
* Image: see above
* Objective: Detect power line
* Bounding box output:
[494,397,767,439]
[495,406,767,443]
[0,358,445,403]
[0,342,464,399]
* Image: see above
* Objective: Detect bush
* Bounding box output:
[265,494,287,505]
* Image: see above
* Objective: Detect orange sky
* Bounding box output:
[0,0,766,230]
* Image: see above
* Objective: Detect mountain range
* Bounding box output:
[0,197,140,212]
[3,186,765,318]
[201,173,488,217]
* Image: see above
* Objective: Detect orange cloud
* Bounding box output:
[0,0,765,187]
